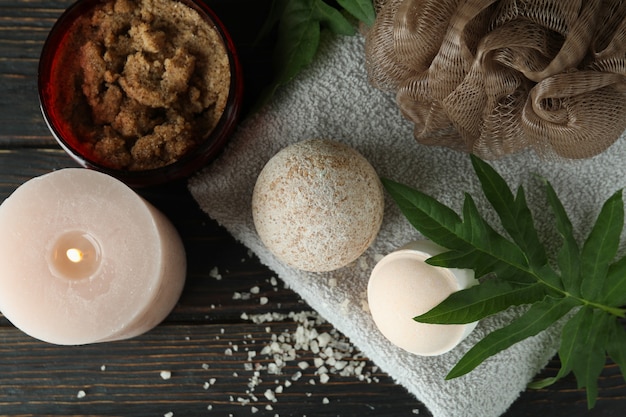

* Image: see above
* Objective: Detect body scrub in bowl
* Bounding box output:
[38,0,243,187]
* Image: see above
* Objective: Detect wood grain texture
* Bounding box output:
[0,0,625,416]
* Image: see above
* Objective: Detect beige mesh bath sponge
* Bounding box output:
[365,0,626,159]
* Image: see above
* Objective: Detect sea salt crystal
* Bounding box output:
[160,371,171,380]
[76,390,86,399]
[209,267,222,280]
[264,389,276,402]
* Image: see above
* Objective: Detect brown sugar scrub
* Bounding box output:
[50,0,232,170]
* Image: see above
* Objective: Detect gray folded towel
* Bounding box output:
[188,32,626,417]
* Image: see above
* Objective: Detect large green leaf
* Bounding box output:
[381,178,466,249]
[458,193,530,274]
[255,0,373,109]
[558,307,612,408]
[383,155,626,408]
[606,319,626,380]
[446,296,579,380]
[602,255,626,307]
[311,0,356,35]
[336,0,376,26]
[414,280,549,324]
[427,249,526,281]
[471,155,547,267]
[382,178,529,273]
[544,179,580,295]
[580,190,624,301]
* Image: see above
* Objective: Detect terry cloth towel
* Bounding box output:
[189,33,626,417]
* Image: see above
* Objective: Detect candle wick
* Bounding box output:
[66,248,84,263]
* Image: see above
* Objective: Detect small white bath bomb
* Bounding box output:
[252,139,384,272]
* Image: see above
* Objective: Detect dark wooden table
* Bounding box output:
[1,1,625,416]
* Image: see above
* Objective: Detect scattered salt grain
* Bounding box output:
[264,389,277,402]
[221,310,378,414]
[160,371,171,380]
[209,266,222,280]
[322,397,330,404]
[164,412,173,417]
[260,296,269,305]
[76,390,86,399]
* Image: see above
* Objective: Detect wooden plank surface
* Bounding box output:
[1,1,625,416]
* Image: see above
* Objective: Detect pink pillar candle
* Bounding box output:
[0,169,186,345]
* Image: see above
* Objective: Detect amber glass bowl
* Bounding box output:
[38,0,243,187]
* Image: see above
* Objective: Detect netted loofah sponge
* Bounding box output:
[365,0,626,159]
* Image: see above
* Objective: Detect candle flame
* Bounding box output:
[66,248,84,263]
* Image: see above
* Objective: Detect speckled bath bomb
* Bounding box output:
[252,139,384,272]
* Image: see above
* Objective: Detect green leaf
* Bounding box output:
[382,155,626,409]
[543,179,580,294]
[602,255,626,307]
[580,190,624,301]
[471,155,547,267]
[427,249,525,281]
[606,318,626,380]
[336,0,376,26]
[558,307,612,408]
[414,280,549,324]
[254,0,371,109]
[382,178,529,276]
[459,193,530,274]
[309,0,355,36]
[380,177,466,249]
[446,296,579,380]
[273,1,322,86]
